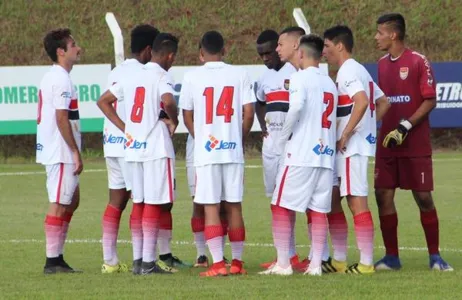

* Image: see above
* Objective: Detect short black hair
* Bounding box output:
[377,13,406,41]
[280,26,306,36]
[323,25,354,53]
[299,34,324,60]
[200,31,224,55]
[152,33,179,55]
[43,28,72,62]
[130,24,160,54]
[257,29,279,44]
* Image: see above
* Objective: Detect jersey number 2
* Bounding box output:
[322,92,334,129]
[203,86,235,124]
[130,87,146,123]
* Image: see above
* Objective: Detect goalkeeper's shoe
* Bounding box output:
[229,259,247,275]
[141,260,174,275]
[194,255,209,268]
[160,255,192,269]
[101,262,129,274]
[374,255,402,271]
[322,257,347,273]
[258,263,293,276]
[345,263,375,274]
[429,255,454,272]
[199,261,228,277]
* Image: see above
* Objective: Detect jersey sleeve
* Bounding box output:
[372,81,385,101]
[418,56,437,99]
[178,74,194,111]
[52,78,72,110]
[255,76,266,102]
[242,71,257,105]
[339,70,365,99]
[159,73,175,97]
[109,82,124,101]
[288,73,305,111]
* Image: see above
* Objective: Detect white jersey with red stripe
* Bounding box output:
[110,62,175,162]
[284,66,338,169]
[256,63,297,155]
[179,62,256,167]
[336,58,384,158]
[103,59,144,158]
[36,64,81,165]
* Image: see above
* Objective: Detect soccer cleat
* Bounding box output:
[199,261,228,277]
[260,254,299,269]
[43,256,81,274]
[429,254,454,272]
[101,263,129,274]
[229,259,247,275]
[59,255,83,273]
[140,261,174,275]
[293,258,310,272]
[345,263,375,274]
[322,257,347,273]
[223,256,231,267]
[157,259,178,273]
[44,265,77,274]
[374,255,402,271]
[258,263,293,276]
[194,255,209,268]
[161,255,192,269]
[304,266,322,276]
[132,259,142,275]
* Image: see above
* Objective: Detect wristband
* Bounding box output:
[400,120,413,131]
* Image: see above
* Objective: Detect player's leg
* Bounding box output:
[403,156,453,271]
[373,156,401,270]
[196,164,227,277]
[102,157,131,273]
[340,155,375,274]
[219,203,230,265]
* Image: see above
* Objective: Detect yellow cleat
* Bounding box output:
[156,259,179,273]
[345,263,375,274]
[101,263,129,274]
[322,257,347,273]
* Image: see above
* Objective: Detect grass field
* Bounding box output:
[1,153,462,299]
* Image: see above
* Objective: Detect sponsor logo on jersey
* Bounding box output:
[284,79,290,90]
[103,133,125,145]
[124,133,147,149]
[312,139,334,156]
[387,95,411,103]
[399,67,409,80]
[366,133,377,144]
[265,117,284,131]
[205,134,237,152]
[60,91,71,99]
[36,143,43,151]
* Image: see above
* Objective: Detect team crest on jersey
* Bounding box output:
[284,79,290,90]
[399,67,409,80]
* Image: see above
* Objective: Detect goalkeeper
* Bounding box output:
[373,13,453,272]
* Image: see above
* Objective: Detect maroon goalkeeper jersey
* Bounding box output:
[376,48,436,157]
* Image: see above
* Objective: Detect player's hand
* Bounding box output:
[383,124,409,148]
[161,118,177,136]
[72,151,83,175]
[261,127,268,138]
[336,131,352,154]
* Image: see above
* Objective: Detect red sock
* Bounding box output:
[130,203,144,261]
[45,215,64,258]
[205,224,224,263]
[102,205,122,265]
[379,213,399,256]
[158,210,173,255]
[59,211,73,255]
[309,211,328,270]
[327,212,348,262]
[354,211,374,266]
[142,204,161,263]
[228,227,245,261]
[271,205,293,268]
[191,217,206,257]
[420,209,439,255]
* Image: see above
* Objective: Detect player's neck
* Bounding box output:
[57,60,72,73]
[300,60,318,70]
[289,57,300,70]
[151,59,168,71]
[388,43,406,59]
[274,61,284,72]
[337,53,352,68]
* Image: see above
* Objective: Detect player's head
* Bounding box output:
[323,25,354,66]
[276,26,306,64]
[130,24,160,63]
[199,31,225,62]
[256,29,281,70]
[43,28,81,65]
[375,13,406,52]
[298,34,324,68]
[151,33,179,71]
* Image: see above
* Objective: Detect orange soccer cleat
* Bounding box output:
[199,261,228,277]
[229,259,247,275]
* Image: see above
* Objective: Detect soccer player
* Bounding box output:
[37,28,83,274]
[322,25,390,274]
[97,33,179,275]
[374,13,453,271]
[100,24,159,274]
[260,34,338,276]
[180,31,255,277]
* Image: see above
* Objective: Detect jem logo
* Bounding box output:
[366,133,377,144]
[312,139,334,156]
[124,133,147,149]
[205,135,237,152]
[36,143,43,151]
[103,132,125,145]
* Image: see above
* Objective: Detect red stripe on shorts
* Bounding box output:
[167,158,173,203]
[275,166,289,206]
[56,163,64,204]
[346,157,351,195]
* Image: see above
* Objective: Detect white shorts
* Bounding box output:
[262,152,283,197]
[337,154,369,197]
[129,158,175,205]
[194,163,244,204]
[186,165,196,197]
[45,163,79,205]
[106,157,132,190]
[272,166,333,213]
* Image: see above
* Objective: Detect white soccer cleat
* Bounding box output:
[258,263,293,276]
[304,266,322,276]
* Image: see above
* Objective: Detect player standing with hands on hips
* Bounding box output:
[374,13,453,271]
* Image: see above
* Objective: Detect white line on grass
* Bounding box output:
[0,158,460,176]
[2,238,462,253]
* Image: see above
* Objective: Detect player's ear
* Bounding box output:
[199,48,205,63]
[57,47,65,58]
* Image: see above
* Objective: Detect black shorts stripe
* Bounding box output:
[68,110,80,120]
[266,102,289,113]
[337,105,352,117]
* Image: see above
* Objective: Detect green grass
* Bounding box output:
[0,153,461,299]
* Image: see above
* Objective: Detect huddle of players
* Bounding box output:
[36,12,453,276]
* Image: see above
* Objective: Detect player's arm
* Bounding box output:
[242,72,256,141]
[97,88,125,133]
[375,95,390,122]
[178,75,194,138]
[242,103,255,140]
[183,109,194,138]
[161,92,179,136]
[254,80,268,136]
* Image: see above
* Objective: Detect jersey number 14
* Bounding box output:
[203,86,235,124]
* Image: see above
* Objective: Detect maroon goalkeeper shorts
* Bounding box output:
[374,156,433,192]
